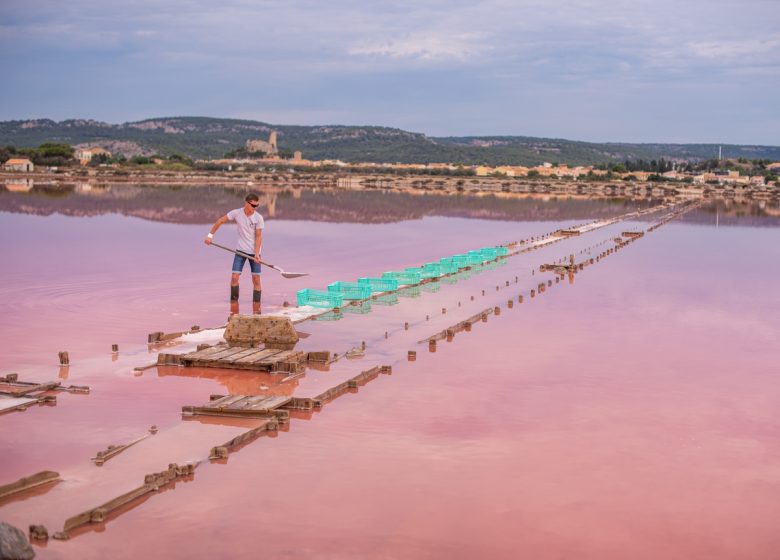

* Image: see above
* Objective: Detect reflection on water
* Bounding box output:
[4,178,34,192]
[3,181,778,226]
[0,182,669,224]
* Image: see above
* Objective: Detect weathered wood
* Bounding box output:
[62,464,195,534]
[312,365,388,405]
[0,396,38,413]
[417,308,492,344]
[209,419,279,460]
[91,429,155,466]
[219,348,264,364]
[202,347,249,363]
[235,348,282,364]
[204,395,247,408]
[0,470,60,500]
[0,377,75,396]
[178,346,310,372]
[182,395,292,418]
[182,345,229,360]
[10,381,61,397]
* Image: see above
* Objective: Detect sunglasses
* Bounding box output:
[248,202,260,208]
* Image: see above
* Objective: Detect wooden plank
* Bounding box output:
[0,396,38,412]
[241,396,290,411]
[204,395,247,409]
[205,347,250,362]
[0,470,60,499]
[257,350,295,366]
[220,348,263,364]
[15,381,61,397]
[233,348,279,364]
[182,345,229,360]
[247,349,285,365]
[183,347,249,367]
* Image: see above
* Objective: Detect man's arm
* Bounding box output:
[254,228,263,263]
[204,215,229,245]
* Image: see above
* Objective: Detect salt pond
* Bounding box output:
[1,184,779,559]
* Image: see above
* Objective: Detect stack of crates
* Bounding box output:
[466,250,485,265]
[358,277,399,293]
[451,254,469,269]
[297,289,343,308]
[438,258,459,274]
[496,246,510,257]
[421,262,443,278]
[382,270,422,284]
[480,247,498,261]
[327,281,371,300]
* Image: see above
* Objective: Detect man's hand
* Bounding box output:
[254,252,261,264]
[204,237,212,245]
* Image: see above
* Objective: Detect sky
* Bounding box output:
[0,0,778,144]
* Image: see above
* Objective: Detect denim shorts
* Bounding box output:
[232,251,261,275]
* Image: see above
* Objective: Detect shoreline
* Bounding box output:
[2,168,778,201]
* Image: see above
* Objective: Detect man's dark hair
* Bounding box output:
[245,192,260,203]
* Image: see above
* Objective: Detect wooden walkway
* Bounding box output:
[167,346,309,373]
[182,394,292,419]
[0,374,90,415]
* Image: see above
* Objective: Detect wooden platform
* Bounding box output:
[182,394,293,419]
[174,346,307,373]
[0,374,89,415]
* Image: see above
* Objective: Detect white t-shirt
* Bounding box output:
[226,208,264,254]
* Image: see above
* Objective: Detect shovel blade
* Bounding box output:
[281,272,308,279]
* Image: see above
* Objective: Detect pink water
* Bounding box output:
[1,185,779,559]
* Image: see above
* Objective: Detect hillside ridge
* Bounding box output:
[1,116,778,165]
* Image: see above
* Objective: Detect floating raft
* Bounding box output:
[182,394,292,419]
[161,346,309,373]
[158,346,330,373]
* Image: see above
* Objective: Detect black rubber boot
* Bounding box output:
[252,289,262,303]
[230,285,239,302]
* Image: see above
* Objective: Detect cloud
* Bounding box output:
[689,36,780,60]
[0,0,778,143]
[348,31,488,62]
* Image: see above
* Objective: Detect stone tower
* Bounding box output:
[245,131,279,156]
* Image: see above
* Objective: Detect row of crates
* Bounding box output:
[296,245,510,308]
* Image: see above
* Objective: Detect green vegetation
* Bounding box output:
[1,117,778,167]
[0,143,75,166]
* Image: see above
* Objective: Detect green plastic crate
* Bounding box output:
[358,277,399,292]
[405,265,438,279]
[328,281,371,300]
[466,250,485,264]
[382,270,422,284]
[496,246,510,256]
[438,258,459,274]
[480,247,498,260]
[422,263,443,278]
[451,254,469,269]
[297,288,343,308]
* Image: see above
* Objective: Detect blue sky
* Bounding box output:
[1,0,778,144]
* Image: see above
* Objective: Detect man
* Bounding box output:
[204,192,264,306]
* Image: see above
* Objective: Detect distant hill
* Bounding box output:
[1,117,778,165]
